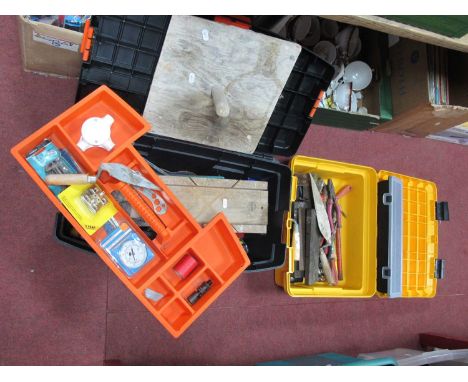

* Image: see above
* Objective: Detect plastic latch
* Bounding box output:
[80,19,94,62]
[435,201,449,221]
[383,193,392,205]
[434,259,445,279]
[382,266,391,279]
[309,89,325,118]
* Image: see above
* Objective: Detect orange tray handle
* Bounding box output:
[119,183,170,241]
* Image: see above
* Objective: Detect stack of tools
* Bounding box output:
[290,173,351,286]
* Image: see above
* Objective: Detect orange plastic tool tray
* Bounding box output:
[11,85,250,338]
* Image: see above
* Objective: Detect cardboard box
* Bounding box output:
[373,38,468,138]
[17,16,83,78]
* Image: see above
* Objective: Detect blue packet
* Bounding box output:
[26,140,64,195]
[26,139,81,196]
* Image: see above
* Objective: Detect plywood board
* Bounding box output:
[144,15,301,154]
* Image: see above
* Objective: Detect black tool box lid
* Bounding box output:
[77,15,334,158]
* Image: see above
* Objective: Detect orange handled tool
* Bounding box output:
[119,184,170,241]
[336,185,352,199]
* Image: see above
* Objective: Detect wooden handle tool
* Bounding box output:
[45,173,97,185]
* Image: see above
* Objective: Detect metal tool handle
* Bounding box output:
[120,184,170,241]
[45,174,97,185]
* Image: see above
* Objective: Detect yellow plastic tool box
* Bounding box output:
[275,155,448,298]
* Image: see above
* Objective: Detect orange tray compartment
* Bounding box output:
[11,85,250,338]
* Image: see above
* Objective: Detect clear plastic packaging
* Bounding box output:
[96,213,156,277]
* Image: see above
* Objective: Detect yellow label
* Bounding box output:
[58,184,117,235]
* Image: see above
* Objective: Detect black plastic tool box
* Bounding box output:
[56,15,334,271]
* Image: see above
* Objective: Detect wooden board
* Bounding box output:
[322,16,468,53]
[143,15,301,154]
[161,176,268,234]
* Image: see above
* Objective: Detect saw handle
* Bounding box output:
[120,184,170,241]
